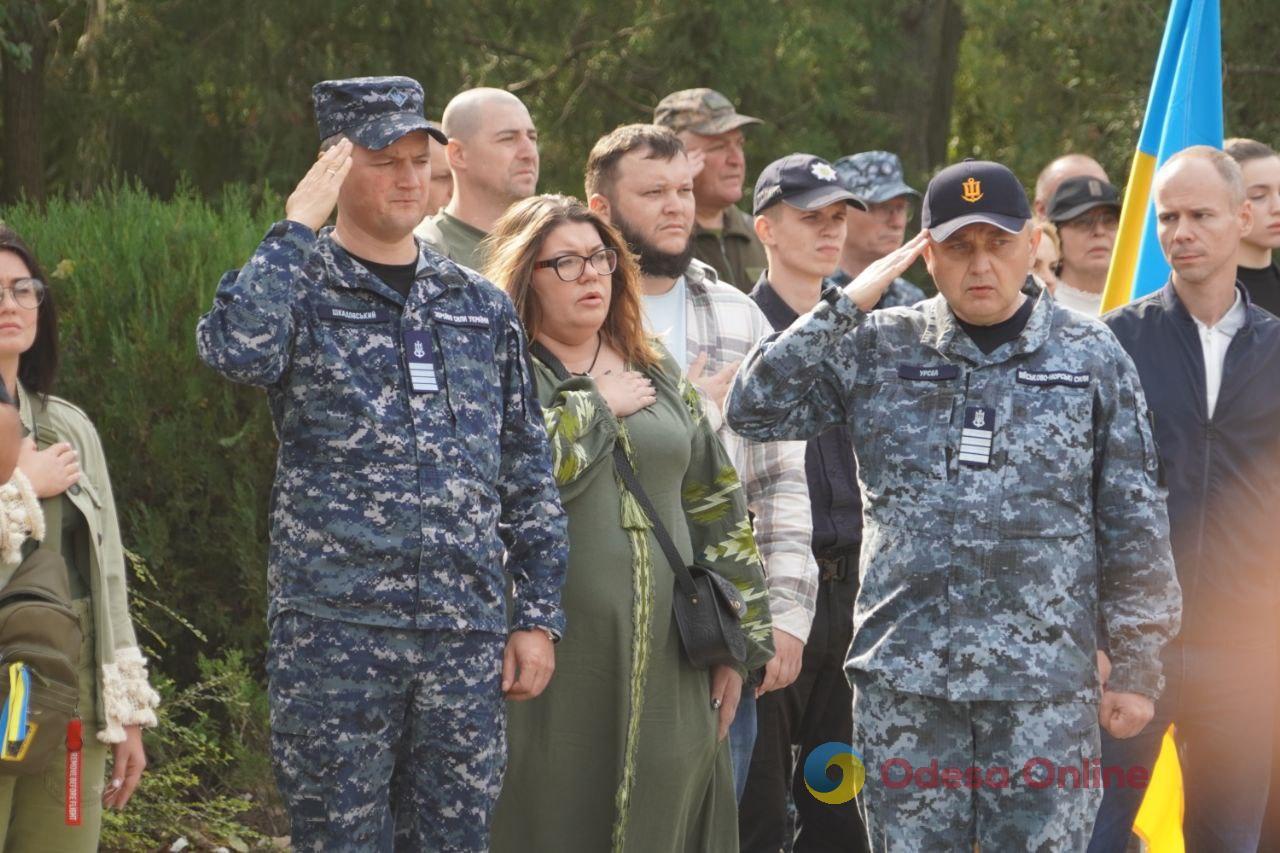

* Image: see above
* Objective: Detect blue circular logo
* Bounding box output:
[803,741,865,804]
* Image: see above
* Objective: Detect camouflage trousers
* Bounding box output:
[851,672,1101,852]
[266,610,506,852]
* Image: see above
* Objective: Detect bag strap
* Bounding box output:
[529,341,698,599]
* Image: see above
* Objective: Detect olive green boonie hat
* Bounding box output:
[653,88,763,136]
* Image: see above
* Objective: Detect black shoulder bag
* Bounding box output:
[530,342,748,669]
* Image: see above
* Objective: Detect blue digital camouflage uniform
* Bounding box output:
[828,271,924,310]
[829,150,928,309]
[726,277,1181,851]
[196,215,567,850]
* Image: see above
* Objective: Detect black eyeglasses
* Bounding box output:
[533,247,619,282]
[0,278,46,310]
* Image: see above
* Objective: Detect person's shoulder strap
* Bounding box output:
[528,340,570,381]
[609,441,698,598]
[530,339,697,596]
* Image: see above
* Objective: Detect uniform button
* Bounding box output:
[68,484,81,496]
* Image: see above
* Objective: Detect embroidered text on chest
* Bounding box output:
[1016,369,1090,388]
[432,311,491,328]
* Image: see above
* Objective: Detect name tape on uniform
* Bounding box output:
[432,310,490,329]
[318,304,389,323]
[403,330,439,393]
[898,363,961,382]
[1016,369,1090,388]
[959,405,995,467]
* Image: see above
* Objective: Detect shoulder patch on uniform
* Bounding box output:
[898,363,960,381]
[432,310,491,329]
[1016,368,1090,388]
[317,304,389,323]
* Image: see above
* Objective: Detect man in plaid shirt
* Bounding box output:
[584,123,820,801]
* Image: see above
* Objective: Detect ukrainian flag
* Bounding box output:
[1099,0,1222,312]
[1101,2,1221,848]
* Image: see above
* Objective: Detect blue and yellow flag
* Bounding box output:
[1100,0,1222,312]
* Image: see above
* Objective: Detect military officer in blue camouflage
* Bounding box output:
[727,159,1181,851]
[830,150,927,309]
[196,76,568,852]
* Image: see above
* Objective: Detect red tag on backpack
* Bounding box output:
[65,718,82,826]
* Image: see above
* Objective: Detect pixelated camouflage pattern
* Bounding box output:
[268,611,505,851]
[312,76,445,149]
[827,272,926,310]
[196,219,567,637]
[653,87,762,135]
[852,672,1101,852]
[726,278,1180,702]
[833,151,920,204]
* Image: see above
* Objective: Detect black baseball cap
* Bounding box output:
[1046,175,1121,224]
[753,154,868,216]
[921,159,1031,241]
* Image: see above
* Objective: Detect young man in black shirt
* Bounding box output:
[1226,138,1280,316]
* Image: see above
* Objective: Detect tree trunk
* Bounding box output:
[869,0,966,177]
[1,9,50,205]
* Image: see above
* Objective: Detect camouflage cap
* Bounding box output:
[833,151,920,204]
[653,88,763,136]
[312,76,446,150]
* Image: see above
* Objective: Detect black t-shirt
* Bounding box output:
[348,251,417,299]
[1238,261,1280,318]
[956,293,1036,354]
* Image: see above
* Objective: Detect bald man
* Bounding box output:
[1088,147,1280,853]
[415,88,539,269]
[1033,153,1109,219]
[425,132,454,216]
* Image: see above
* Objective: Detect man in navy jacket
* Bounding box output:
[1089,146,1280,852]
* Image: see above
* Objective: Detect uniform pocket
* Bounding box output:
[435,324,502,480]
[863,378,953,487]
[998,384,1093,538]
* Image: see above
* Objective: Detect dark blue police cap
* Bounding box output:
[312,76,446,150]
[753,154,867,216]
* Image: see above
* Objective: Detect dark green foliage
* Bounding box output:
[0,185,279,676]
[952,0,1279,188]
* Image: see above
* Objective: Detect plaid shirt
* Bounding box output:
[682,261,819,641]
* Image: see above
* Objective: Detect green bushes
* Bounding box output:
[3,184,279,672]
[3,186,286,848]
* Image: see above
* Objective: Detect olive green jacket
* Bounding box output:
[17,384,159,744]
[692,206,768,294]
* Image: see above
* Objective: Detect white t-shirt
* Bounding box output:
[1054,280,1105,317]
[1192,290,1246,419]
[641,276,688,367]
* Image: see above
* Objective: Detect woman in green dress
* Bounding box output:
[485,195,774,852]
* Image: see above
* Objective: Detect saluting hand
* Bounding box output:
[285,137,354,233]
[595,370,657,418]
[843,230,929,311]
